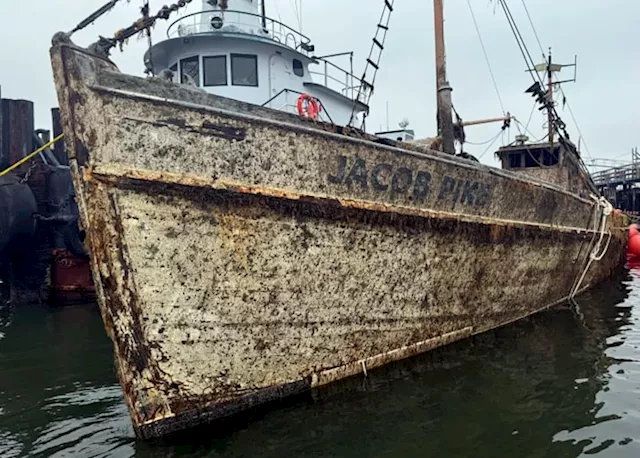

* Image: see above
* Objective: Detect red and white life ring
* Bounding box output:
[297,94,321,120]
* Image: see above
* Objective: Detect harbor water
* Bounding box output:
[2,267,640,457]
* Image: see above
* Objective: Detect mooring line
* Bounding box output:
[0,134,65,178]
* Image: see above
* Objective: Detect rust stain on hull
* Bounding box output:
[49,40,628,440]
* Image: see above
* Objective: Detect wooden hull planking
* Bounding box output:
[50,40,627,439]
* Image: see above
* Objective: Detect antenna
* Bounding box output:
[526,49,578,149]
[386,101,390,131]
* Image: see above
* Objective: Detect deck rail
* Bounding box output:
[310,57,369,104]
[167,10,313,55]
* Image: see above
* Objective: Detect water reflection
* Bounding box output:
[0,269,639,457]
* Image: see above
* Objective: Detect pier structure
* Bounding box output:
[590,148,640,215]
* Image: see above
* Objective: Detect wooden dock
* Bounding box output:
[591,148,640,214]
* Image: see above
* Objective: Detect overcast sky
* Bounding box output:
[0,0,637,168]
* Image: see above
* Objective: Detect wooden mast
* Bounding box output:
[546,49,554,152]
[434,0,455,154]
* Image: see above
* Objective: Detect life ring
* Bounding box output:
[297,94,320,120]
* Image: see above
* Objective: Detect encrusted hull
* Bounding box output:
[50,41,627,439]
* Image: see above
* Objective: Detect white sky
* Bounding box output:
[0,0,638,168]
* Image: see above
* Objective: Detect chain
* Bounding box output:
[19,161,38,184]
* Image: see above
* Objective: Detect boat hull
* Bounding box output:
[50,40,627,439]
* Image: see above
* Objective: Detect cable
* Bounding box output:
[520,0,545,59]
[466,0,506,114]
[478,130,504,159]
[496,0,543,86]
[514,118,548,143]
[524,100,536,130]
[466,131,505,146]
[287,0,302,30]
[555,79,593,160]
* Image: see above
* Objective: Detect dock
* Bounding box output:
[591,148,640,216]
[0,86,93,304]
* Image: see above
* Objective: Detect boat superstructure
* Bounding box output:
[48,0,627,439]
[144,0,369,127]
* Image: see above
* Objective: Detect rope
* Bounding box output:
[568,195,613,302]
[93,0,195,55]
[0,134,65,178]
[466,0,506,115]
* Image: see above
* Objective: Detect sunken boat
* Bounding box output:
[50,0,627,439]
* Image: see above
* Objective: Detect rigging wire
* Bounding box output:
[478,130,504,159]
[495,0,543,86]
[524,100,536,130]
[466,132,505,146]
[466,0,506,115]
[495,0,581,159]
[520,0,545,59]
[555,82,593,160]
[287,0,302,30]
[515,118,547,143]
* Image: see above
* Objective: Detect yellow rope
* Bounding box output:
[0,134,65,178]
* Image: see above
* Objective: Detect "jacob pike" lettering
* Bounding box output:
[327,155,493,207]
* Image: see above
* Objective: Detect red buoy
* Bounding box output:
[628,233,640,257]
[630,224,639,238]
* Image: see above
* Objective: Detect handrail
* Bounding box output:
[261,89,335,125]
[311,57,368,102]
[167,10,312,53]
[591,162,640,187]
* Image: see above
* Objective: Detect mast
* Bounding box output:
[546,49,554,151]
[434,0,455,154]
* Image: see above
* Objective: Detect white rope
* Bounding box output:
[569,195,613,301]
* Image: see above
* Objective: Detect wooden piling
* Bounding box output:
[0,86,4,171]
[1,99,34,176]
[1,98,52,303]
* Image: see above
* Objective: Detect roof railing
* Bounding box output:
[167,10,313,55]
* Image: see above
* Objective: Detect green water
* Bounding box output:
[1,269,639,457]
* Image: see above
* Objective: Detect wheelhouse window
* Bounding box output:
[542,148,559,166]
[508,152,522,168]
[524,149,541,167]
[180,56,200,86]
[231,54,258,87]
[293,59,304,77]
[203,56,228,86]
